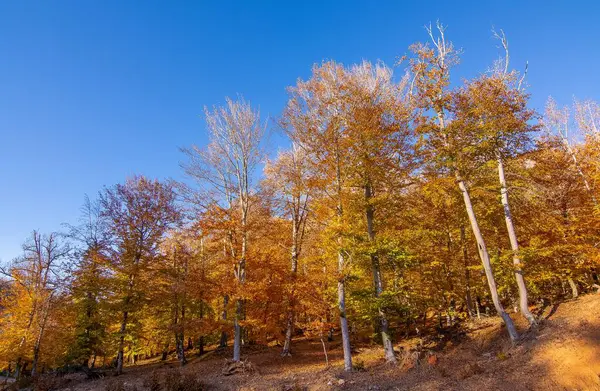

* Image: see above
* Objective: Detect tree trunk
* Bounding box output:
[335,149,352,372]
[233,195,248,362]
[338,250,352,371]
[219,295,228,348]
[116,310,128,374]
[497,156,537,326]
[30,303,50,378]
[456,172,519,341]
[160,342,169,361]
[197,336,205,355]
[233,300,242,361]
[174,307,186,366]
[175,333,186,366]
[461,225,475,317]
[568,277,579,298]
[320,337,329,367]
[282,223,299,356]
[282,311,294,356]
[365,182,396,363]
[15,358,22,381]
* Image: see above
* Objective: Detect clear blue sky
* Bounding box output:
[1,1,598,262]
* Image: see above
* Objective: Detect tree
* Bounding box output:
[0,231,69,377]
[484,29,539,326]
[264,145,312,356]
[452,71,538,325]
[284,61,356,370]
[183,97,264,362]
[100,176,180,374]
[409,22,518,341]
[65,196,111,368]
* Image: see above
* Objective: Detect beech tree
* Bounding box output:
[183,97,264,362]
[452,71,538,325]
[409,23,519,341]
[0,231,69,377]
[66,196,111,368]
[341,62,413,362]
[100,176,180,374]
[264,146,312,356]
[284,61,355,370]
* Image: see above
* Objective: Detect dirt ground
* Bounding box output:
[64,294,600,391]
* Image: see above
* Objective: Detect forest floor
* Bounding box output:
[63,293,600,391]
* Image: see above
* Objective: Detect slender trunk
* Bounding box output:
[568,277,579,298]
[116,310,128,374]
[233,189,248,362]
[175,333,186,366]
[15,358,22,381]
[335,149,352,372]
[233,300,242,361]
[461,225,475,317]
[160,342,169,361]
[455,171,519,341]
[365,182,396,363]
[497,156,537,326]
[338,247,352,372]
[233,254,245,361]
[198,336,205,355]
[282,310,294,356]
[282,221,299,356]
[174,309,186,365]
[31,301,51,377]
[320,337,329,367]
[198,302,205,355]
[219,295,229,348]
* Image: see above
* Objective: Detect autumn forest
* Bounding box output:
[2,23,600,384]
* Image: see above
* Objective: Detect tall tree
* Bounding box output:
[0,231,69,377]
[184,97,264,362]
[342,62,413,362]
[284,62,356,370]
[454,71,538,325]
[264,145,312,356]
[100,176,180,374]
[409,23,519,341]
[66,196,111,368]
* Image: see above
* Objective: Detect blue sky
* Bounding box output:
[1,0,598,262]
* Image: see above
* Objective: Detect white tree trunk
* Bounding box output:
[338,247,352,371]
[282,227,299,356]
[335,150,352,371]
[497,156,537,326]
[365,183,396,363]
[568,277,579,298]
[456,172,519,341]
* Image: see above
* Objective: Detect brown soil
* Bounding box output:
[67,294,600,391]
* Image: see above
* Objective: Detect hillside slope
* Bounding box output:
[67,294,600,391]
